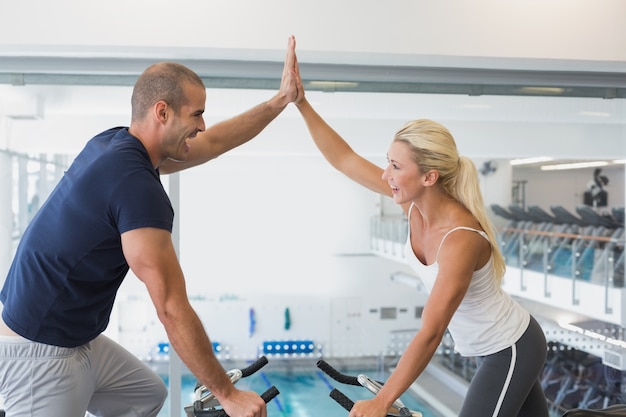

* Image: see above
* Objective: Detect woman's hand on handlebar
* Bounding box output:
[349,397,390,417]
[220,389,267,417]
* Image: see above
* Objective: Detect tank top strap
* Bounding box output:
[435,226,489,262]
[408,202,416,219]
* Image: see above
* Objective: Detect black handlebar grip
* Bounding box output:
[330,388,354,412]
[195,408,226,417]
[317,360,360,386]
[329,389,405,417]
[260,385,280,403]
[193,386,280,417]
[240,356,269,377]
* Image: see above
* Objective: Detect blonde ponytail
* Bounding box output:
[454,157,506,283]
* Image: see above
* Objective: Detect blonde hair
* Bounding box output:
[393,119,506,283]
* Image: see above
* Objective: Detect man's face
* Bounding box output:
[162,83,206,163]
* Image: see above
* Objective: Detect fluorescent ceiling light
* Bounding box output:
[613,159,626,164]
[518,86,566,95]
[510,156,554,166]
[307,81,359,89]
[579,111,611,118]
[541,161,609,171]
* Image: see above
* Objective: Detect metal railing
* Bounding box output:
[500,227,625,311]
[369,215,625,311]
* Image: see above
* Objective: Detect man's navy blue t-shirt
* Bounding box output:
[0,127,174,347]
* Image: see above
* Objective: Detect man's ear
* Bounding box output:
[154,100,168,124]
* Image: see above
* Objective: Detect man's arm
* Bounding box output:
[160,35,301,174]
[121,227,266,417]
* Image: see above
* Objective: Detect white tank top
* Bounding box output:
[404,204,529,356]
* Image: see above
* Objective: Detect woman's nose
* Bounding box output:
[381,166,391,180]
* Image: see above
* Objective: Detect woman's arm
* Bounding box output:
[295,97,392,197]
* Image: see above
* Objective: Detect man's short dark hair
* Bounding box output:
[131,62,205,121]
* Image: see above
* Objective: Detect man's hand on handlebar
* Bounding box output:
[219,389,267,417]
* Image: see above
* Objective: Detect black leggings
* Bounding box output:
[458,316,549,417]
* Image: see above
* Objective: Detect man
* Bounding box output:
[0,36,301,417]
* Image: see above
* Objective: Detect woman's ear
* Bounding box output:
[423,170,439,186]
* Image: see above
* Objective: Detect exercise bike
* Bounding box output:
[184,355,279,417]
[316,359,626,417]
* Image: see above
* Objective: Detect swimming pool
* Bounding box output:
[159,360,442,417]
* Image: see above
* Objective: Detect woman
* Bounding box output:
[294,95,549,417]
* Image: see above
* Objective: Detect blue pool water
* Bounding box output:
[160,363,441,417]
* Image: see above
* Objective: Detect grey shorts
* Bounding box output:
[0,334,167,417]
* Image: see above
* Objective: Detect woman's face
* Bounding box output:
[382,140,424,205]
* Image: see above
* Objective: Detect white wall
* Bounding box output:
[2,0,625,67]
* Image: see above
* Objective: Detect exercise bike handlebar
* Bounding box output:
[317,359,386,387]
[317,359,362,386]
[193,386,280,417]
[240,355,269,378]
[329,388,406,417]
[316,360,420,417]
[186,356,280,417]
